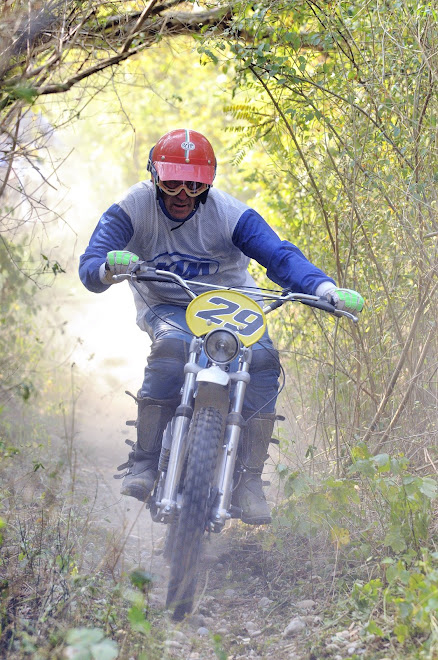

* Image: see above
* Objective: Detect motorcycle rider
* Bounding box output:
[79,128,364,525]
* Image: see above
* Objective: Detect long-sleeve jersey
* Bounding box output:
[79,181,335,330]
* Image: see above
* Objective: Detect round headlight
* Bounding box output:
[204,329,240,364]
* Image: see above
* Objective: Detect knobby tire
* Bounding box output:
[166,406,222,620]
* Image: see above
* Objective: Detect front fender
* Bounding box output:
[196,364,230,387]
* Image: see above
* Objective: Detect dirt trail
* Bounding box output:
[75,369,168,573]
[68,293,332,659]
[73,381,325,660]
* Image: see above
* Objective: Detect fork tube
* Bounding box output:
[159,338,200,513]
[212,348,252,527]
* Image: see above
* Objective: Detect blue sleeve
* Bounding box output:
[79,203,134,293]
[232,209,336,295]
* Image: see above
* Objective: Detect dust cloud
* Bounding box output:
[35,126,169,574]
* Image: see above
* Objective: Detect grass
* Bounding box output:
[0,398,168,659]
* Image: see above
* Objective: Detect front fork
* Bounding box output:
[210,346,252,531]
[152,336,202,522]
[152,339,252,528]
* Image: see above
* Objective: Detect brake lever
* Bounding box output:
[300,297,338,314]
[113,266,175,284]
[299,297,359,323]
[111,262,154,282]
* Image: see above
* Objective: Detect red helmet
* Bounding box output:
[148,129,216,186]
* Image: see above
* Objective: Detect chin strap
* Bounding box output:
[171,221,187,231]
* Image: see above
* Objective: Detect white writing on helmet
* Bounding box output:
[181,141,195,150]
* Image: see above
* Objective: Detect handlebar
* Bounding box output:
[113,266,359,323]
[261,290,359,322]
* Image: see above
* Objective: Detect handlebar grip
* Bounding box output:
[301,298,339,314]
[135,272,176,284]
[128,263,172,283]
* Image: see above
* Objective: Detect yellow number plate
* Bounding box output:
[186,290,266,347]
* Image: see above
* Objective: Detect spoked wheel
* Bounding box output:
[166,406,222,621]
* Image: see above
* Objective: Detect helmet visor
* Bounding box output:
[158,180,209,198]
[154,161,215,185]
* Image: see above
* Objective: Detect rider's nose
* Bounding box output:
[176,188,189,199]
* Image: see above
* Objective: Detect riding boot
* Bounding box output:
[117,397,178,502]
[232,413,276,525]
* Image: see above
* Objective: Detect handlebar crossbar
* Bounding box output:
[112,267,359,323]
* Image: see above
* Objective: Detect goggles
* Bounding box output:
[157,179,209,198]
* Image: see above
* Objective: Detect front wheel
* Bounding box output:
[166,406,222,620]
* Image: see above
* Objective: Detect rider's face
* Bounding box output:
[162,187,197,220]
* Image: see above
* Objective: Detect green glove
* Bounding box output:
[99,251,140,284]
[325,287,364,314]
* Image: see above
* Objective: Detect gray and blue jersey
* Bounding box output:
[79,181,334,330]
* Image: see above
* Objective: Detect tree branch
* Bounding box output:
[0,2,233,108]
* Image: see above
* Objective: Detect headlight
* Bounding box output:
[204,329,240,365]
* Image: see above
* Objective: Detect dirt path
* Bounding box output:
[69,317,366,659]
[75,372,167,570]
[73,381,331,660]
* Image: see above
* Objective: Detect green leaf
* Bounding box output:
[65,650,92,660]
[386,563,399,583]
[348,458,375,477]
[351,444,371,460]
[418,477,437,500]
[66,628,104,646]
[130,569,153,590]
[128,605,150,635]
[426,596,438,613]
[284,31,300,50]
[90,639,118,660]
[285,471,312,497]
[276,463,289,478]
[374,453,390,472]
[384,528,407,553]
[200,48,218,65]
[8,84,38,103]
[398,601,413,619]
[365,620,384,637]
[394,623,409,643]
